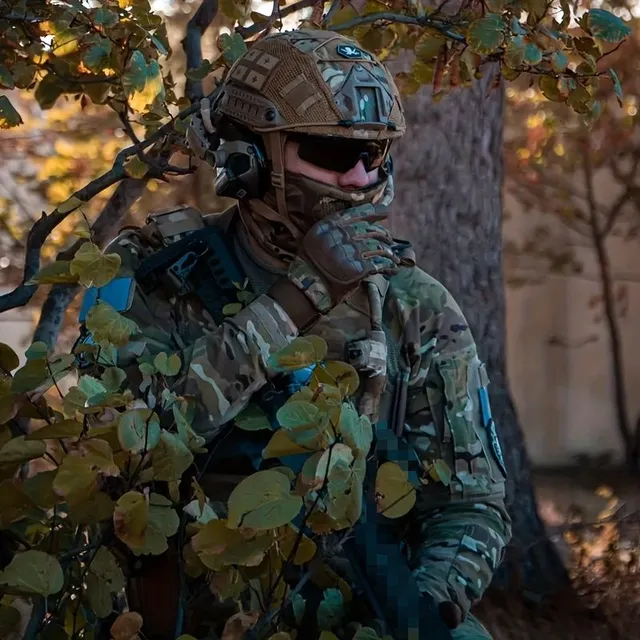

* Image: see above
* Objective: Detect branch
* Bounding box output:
[0,100,201,314]
[31,178,149,349]
[182,0,219,102]
[330,11,466,43]
[236,0,319,38]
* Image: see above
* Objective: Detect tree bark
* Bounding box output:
[388,67,569,596]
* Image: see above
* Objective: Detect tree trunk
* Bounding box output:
[388,67,569,597]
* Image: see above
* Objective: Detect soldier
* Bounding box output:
[77,29,511,640]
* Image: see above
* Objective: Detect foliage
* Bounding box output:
[0,240,425,638]
[0,0,636,637]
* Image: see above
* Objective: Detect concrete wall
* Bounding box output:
[504,190,640,466]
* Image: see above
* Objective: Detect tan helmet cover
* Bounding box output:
[216,28,406,140]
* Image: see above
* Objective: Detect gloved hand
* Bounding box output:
[267,203,400,330]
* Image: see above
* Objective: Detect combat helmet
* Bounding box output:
[187,28,406,257]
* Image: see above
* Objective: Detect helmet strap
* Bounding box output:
[264,131,295,232]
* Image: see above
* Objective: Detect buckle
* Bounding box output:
[167,242,209,293]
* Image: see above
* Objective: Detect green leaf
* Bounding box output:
[567,83,592,114]
[0,550,63,596]
[317,588,344,631]
[11,357,48,394]
[22,469,61,509]
[227,469,302,530]
[92,7,119,27]
[0,96,23,128]
[551,51,569,73]
[84,39,113,72]
[339,405,373,456]
[608,68,623,107]
[186,59,214,81]
[152,430,193,482]
[90,546,125,592]
[25,342,48,360]
[485,0,506,11]
[0,343,20,373]
[0,436,46,464]
[86,301,139,347]
[86,572,112,618]
[504,36,525,69]
[414,33,444,63]
[26,419,83,440]
[118,409,161,453]
[123,50,165,112]
[277,401,320,429]
[353,628,380,640]
[222,302,243,316]
[26,260,79,285]
[218,33,248,66]
[154,352,181,376]
[235,403,272,431]
[467,15,506,55]
[78,374,107,399]
[134,493,180,555]
[523,42,543,65]
[101,367,127,392]
[585,9,631,44]
[35,73,64,110]
[292,593,306,625]
[124,154,149,179]
[68,491,115,525]
[70,242,121,288]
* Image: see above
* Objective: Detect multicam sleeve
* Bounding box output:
[173,294,298,442]
[82,230,299,444]
[399,278,512,621]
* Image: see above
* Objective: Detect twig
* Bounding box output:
[323,0,343,26]
[182,0,219,102]
[31,178,149,349]
[236,0,319,39]
[0,100,201,314]
[330,11,466,43]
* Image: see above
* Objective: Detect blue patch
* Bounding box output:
[337,43,365,59]
[79,276,135,323]
[479,386,507,477]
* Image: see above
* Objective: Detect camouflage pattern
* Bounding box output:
[218,29,405,140]
[96,205,511,634]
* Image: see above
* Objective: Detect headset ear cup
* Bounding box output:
[214,141,268,201]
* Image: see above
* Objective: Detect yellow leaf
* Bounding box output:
[313,361,360,397]
[70,242,121,288]
[262,429,312,459]
[208,565,246,600]
[278,523,317,565]
[53,456,99,506]
[375,462,416,519]
[124,154,149,179]
[428,458,452,486]
[221,611,259,640]
[26,260,79,285]
[110,611,143,640]
[26,419,83,441]
[227,469,302,530]
[57,195,84,214]
[113,491,148,550]
[85,301,139,347]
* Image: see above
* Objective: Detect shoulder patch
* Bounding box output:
[336,43,365,59]
[79,276,136,323]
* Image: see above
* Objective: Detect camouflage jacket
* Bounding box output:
[82,204,512,629]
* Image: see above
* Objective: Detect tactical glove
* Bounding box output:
[267,203,400,331]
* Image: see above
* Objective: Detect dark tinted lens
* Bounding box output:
[294,136,388,173]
